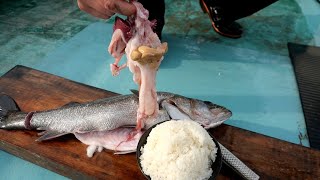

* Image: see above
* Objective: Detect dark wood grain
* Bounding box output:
[0,65,320,179]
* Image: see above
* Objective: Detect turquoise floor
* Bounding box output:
[0,0,320,179]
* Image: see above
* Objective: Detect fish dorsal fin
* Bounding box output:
[130,89,139,97]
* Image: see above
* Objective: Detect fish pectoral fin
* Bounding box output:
[36,130,68,141]
[37,127,47,131]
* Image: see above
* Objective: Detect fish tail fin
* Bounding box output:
[0,94,20,116]
[0,94,21,129]
[0,95,31,130]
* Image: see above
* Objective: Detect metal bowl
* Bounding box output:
[136,120,222,180]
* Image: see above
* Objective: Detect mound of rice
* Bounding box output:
[140,120,217,180]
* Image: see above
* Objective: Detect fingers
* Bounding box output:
[112,0,136,16]
[80,0,116,19]
[78,0,111,19]
[78,0,136,19]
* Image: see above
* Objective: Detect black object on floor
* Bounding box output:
[288,42,320,150]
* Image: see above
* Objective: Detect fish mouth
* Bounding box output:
[204,108,232,129]
[205,100,232,119]
[210,106,232,119]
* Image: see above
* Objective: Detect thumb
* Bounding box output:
[113,0,136,16]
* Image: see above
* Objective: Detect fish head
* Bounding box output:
[161,95,232,129]
[144,109,170,129]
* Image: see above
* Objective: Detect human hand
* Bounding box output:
[77,0,136,19]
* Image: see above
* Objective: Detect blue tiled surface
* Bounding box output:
[34,22,308,146]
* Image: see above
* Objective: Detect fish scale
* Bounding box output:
[30,95,140,134]
[0,91,232,154]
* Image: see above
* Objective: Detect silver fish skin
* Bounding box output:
[0,94,169,140]
[0,91,232,140]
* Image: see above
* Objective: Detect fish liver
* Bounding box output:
[0,65,319,179]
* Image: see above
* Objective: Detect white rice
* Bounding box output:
[140,120,217,180]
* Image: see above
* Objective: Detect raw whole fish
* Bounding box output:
[108,2,168,130]
[0,91,232,156]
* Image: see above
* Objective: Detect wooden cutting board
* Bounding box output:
[0,65,319,179]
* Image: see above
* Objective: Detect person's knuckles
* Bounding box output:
[104,0,117,12]
[77,0,87,11]
[105,11,115,17]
